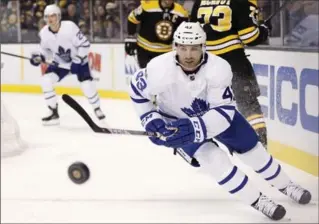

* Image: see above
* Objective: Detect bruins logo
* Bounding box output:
[155,21,173,41]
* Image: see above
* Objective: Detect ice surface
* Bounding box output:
[1,93,318,223]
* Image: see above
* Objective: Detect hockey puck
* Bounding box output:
[68,162,90,184]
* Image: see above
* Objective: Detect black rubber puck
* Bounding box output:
[68,162,90,184]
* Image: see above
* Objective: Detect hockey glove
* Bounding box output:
[259,19,272,31]
[141,111,174,147]
[258,20,272,41]
[125,37,137,56]
[30,52,45,66]
[165,117,207,148]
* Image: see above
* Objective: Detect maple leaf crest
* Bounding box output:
[181,98,210,117]
[56,46,72,63]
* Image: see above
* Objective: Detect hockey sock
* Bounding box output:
[41,73,59,109]
[194,143,261,205]
[80,80,100,109]
[246,114,267,148]
[236,142,291,190]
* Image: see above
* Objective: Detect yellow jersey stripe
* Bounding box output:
[252,123,266,130]
[207,44,243,55]
[241,29,260,44]
[247,114,264,121]
[128,13,140,24]
[137,42,172,53]
[137,35,172,48]
[238,26,256,36]
[206,35,239,45]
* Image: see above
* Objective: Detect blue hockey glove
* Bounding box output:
[141,111,174,147]
[30,52,45,66]
[165,117,207,148]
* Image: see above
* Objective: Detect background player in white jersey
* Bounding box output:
[29,4,105,125]
[129,22,311,221]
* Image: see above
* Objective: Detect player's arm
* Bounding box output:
[127,4,144,36]
[190,0,201,22]
[71,22,90,64]
[30,33,50,66]
[129,68,155,118]
[129,68,171,147]
[125,4,144,55]
[236,0,271,46]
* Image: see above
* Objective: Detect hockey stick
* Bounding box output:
[1,51,69,70]
[62,94,164,139]
[62,94,198,166]
[264,0,292,23]
[1,51,31,60]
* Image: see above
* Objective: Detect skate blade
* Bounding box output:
[42,119,60,126]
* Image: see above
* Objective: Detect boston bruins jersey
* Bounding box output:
[191,0,268,56]
[128,0,189,53]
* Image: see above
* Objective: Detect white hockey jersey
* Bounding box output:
[130,51,236,138]
[38,21,90,68]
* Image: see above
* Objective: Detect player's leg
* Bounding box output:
[136,46,162,68]
[40,65,69,125]
[231,59,268,149]
[215,110,312,205]
[75,63,105,120]
[136,47,150,69]
[190,141,286,220]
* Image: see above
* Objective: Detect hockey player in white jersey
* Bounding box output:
[129,22,312,221]
[30,4,105,125]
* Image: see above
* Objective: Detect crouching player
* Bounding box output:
[129,22,311,221]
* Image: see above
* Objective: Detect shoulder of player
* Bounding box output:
[61,20,79,30]
[141,0,161,12]
[145,52,175,88]
[171,3,189,17]
[39,24,49,37]
[205,53,232,86]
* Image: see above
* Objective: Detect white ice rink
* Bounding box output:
[1,93,318,223]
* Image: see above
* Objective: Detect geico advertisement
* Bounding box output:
[254,64,318,135]
[247,50,318,156]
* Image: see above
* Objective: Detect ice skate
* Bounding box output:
[42,105,59,126]
[94,107,106,120]
[252,194,286,221]
[280,181,312,204]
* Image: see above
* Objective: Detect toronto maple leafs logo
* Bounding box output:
[55,46,72,63]
[181,98,210,117]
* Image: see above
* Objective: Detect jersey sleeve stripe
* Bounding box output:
[130,97,150,103]
[128,12,140,24]
[130,81,144,98]
[240,29,260,44]
[213,107,232,124]
[219,105,236,110]
[206,34,239,45]
[238,26,256,36]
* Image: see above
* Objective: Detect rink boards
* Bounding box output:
[1,44,318,176]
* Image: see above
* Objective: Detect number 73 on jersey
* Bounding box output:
[197,5,232,32]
